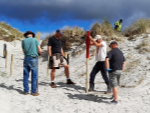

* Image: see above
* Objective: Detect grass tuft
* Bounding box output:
[124,19,150,37]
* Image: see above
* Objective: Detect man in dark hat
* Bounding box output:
[114,19,123,32]
[22,31,42,96]
[48,29,75,88]
[105,41,125,104]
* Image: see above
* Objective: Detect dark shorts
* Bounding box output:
[109,70,122,88]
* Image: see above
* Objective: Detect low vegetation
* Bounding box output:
[135,40,150,53]
[90,18,121,37]
[124,19,150,37]
[41,26,86,51]
[0,22,23,41]
[61,26,86,50]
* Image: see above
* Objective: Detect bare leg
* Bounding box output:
[51,67,56,81]
[113,86,118,101]
[64,65,69,78]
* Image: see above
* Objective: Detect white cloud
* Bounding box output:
[40,32,52,40]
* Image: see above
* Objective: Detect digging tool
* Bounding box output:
[86,31,90,93]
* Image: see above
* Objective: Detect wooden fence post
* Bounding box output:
[47,55,50,76]
[3,44,7,58]
[64,52,68,58]
[14,35,16,47]
[37,31,40,42]
[5,50,8,69]
[36,31,40,93]
[10,54,14,75]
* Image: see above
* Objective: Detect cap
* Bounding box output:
[56,29,63,34]
[94,35,102,40]
[109,41,118,47]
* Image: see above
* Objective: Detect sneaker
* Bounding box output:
[24,92,29,95]
[89,83,94,92]
[31,93,39,96]
[110,100,118,104]
[67,79,76,84]
[50,82,56,88]
[104,85,112,94]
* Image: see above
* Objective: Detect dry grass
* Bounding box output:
[0,72,7,77]
[90,18,122,37]
[0,22,23,41]
[90,22,101,37]
[124,60,139,72]
[124,19,150,37]
[135,40,150,53]
[136,74,147,86]
[42,26,86,51]
[40,34,54,48]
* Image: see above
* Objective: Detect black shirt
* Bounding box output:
[47,36,62,54]
[106,48,125,72]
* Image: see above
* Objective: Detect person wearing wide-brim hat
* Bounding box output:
[24,31,35,38]
[22,31,42,96]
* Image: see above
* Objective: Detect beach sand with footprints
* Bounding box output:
[0,38,150,113]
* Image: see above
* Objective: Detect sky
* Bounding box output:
[0,0,150,39]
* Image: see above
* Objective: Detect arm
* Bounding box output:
[90,41,95,46]
[105,58,109,70]
[48,46,52,57]
[61,48,65,57]
[89,36,103,47]
[37,45,42,55]
[21,41,24,54]
[122,62,126,71]
[22,49,24,53]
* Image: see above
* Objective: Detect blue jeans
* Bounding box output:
[23,57,38,93]
[90,61,109,85]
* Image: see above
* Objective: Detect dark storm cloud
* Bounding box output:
[0,0,150,24]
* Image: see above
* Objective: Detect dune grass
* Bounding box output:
[0,22,23,41]
[41,26,86,51]
[90,18,121,37]
[124,19,150,37]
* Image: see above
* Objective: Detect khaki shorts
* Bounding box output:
[52,56,67,67]
[109,70,122,88]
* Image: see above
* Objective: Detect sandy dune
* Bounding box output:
[0,39,150,113]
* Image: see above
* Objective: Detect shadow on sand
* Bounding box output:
[66,93,113,104]
[0,83,23,94]
[1,80,113,103]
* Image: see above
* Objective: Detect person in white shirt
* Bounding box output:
[88,35,110,92]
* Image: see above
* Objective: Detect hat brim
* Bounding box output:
[24,32,35,38]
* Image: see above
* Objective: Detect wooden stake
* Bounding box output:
[86,58,89,93]
[37,31,40,42]
[47,55,50,76]
[10,54,14,75]
[14,35,16,47]
[5,50,8,69]
[64,52,68,58]
[36,31,40,93]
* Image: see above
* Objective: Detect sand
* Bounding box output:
[0,38,150,113]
